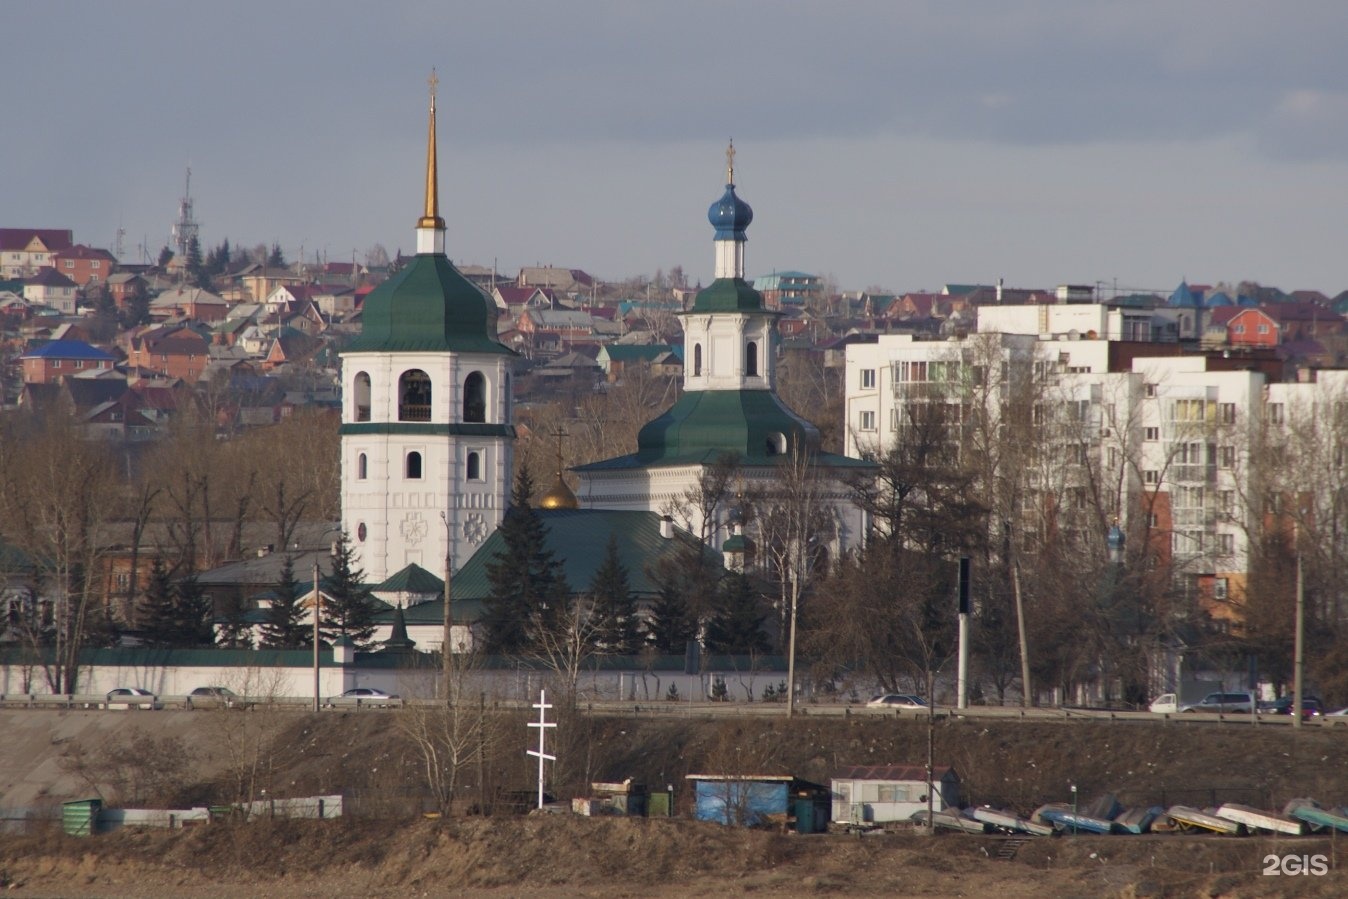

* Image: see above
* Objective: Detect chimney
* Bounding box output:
[996,278,1003,304]
[659,515,674,539]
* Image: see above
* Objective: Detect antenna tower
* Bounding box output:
[171,166,201,259]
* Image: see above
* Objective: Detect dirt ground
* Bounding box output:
[1,817,1347,898]
[3,708,1348,897]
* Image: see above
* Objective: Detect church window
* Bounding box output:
[354,372,371,421]
[357,453,367,479]
[398,370,431,422]
[357,522,367,542]
[746,341,758,377]
[694,343,703,376]
[464,372,486,423]
[406,451,423,479]
[466,451,481,481]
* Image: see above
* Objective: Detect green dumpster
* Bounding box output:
[62,798,101,837]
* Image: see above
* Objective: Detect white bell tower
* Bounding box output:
[339,72,516,583]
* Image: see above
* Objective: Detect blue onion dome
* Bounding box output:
[708,183,753,239]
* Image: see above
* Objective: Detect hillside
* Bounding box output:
[2,709,1346,896]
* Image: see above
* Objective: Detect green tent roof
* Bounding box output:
[374,563,445,595]
[342,253,514,355]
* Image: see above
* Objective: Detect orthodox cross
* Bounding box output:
[726,138,736,183]
[526,689,556,809]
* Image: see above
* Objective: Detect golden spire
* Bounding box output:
[418,68,446,230]
[725,138,736,184]
[539,427,579,510]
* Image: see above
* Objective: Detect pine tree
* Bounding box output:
[483,469,567,653]
[174,571,216,646]
[268,242,286,267]
[185,235,206,287]
[157,245,173,268]
[705,570,770,655]
[589,533,639,654]
[320,533,378,647]
[137,558,178,647]
[260,555,310,648]
[643,583,696,654]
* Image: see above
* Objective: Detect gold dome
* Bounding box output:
[539,476,579,510]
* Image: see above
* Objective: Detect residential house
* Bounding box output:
[517,265,595,294]
[20,340,116,385]
[234,264,306,304]
[596,343,678,380]
[516,308,595,357]
[51,245,117,288]
[830,765,961,824]
[492,284,557,315]
[125,324,211,382]
[753,270,822,309]
[263,328,325,372]
[1225,307,1279,349]
[150,287,229,323]
[23,268,79,314]
[106,272,148,307]
[0,228,73,278]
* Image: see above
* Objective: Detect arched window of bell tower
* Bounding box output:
[398,370,432,422]
[464,372,486,423]
[745,341,759,377]
[357,453,368,479]
[694,343,703,377]
[353,372,371,421]
[406,451,423,479]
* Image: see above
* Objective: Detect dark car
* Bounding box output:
[1266,696,1323,719]
[1180,691,1256,713]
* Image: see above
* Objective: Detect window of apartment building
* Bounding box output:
[1218,533,1235,555]
[889,409,898,431]
[1220,445,1236,468]
[1213,577,1229,600]
[1148,512,1159,528]
[861,368,876,389]
[1268,403,1284,425]
[1172,398,1205,422]
[859,410,876,431]
[1144,426,1159,441]
[1177,441,1203,464]
[1107,447,1119,469]
[1219,490,1235,516]
[1145,383,1157,397]
[1219,403,1236,424]
[1144,470,1160,485]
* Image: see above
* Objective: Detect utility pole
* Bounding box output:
[1294,538,1305,729]
[956,557,970,710]
[441,512,453,705]
[311,559,321,712]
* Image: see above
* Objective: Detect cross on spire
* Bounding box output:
[726,138,736,184]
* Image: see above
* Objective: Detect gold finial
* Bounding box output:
[419,68,446,230]
[539,427,579,510]
[726,138,736,184]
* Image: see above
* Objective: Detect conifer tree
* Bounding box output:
[483,469,568,653]
[589,533,639,654]
[705,570,770,655]
[174,571,216,646]
[320,533,378,647]
[261,554,310,648]
[268,242,286,267]
[643,583,696,654]
[137,557,178,647]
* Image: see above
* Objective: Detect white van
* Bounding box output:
[1148,693,1179,714]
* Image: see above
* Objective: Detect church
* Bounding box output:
[340,85,872,652]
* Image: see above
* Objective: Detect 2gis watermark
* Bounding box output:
[1263,853,1329,877]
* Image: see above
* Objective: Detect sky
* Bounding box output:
[10,1,1348,297]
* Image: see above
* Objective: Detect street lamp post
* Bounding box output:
[311,559,322,712]
[1104,520,1125,704]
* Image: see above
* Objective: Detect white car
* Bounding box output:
[106,687,163,710]
[327,687,401,708]
[1325,708,1348,726]
[1148,693,1180,714]
[866,693,927,709]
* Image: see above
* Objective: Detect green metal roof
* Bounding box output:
[590,389,821,467]
[341,253,515,355]
[447,509,719,602]
[375,563,445,594]
[688,278,771,313]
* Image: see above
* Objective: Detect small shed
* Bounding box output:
[686,774,830,833]
[830,765,961,824]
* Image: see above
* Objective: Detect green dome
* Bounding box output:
[635,389,820,465]
[688,277,769,314]
[343,253,512,355]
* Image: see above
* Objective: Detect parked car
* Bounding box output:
[185,686,242,710]
[866,693,927,709]
[1180,691,1256,713]
[106,687,162,710]
[1265,695,1324,719]
[1148,693,1180,714]
[326,687,401,708]
[1325,708,1348,726]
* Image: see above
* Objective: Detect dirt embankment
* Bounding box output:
[2,709,1347,897]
